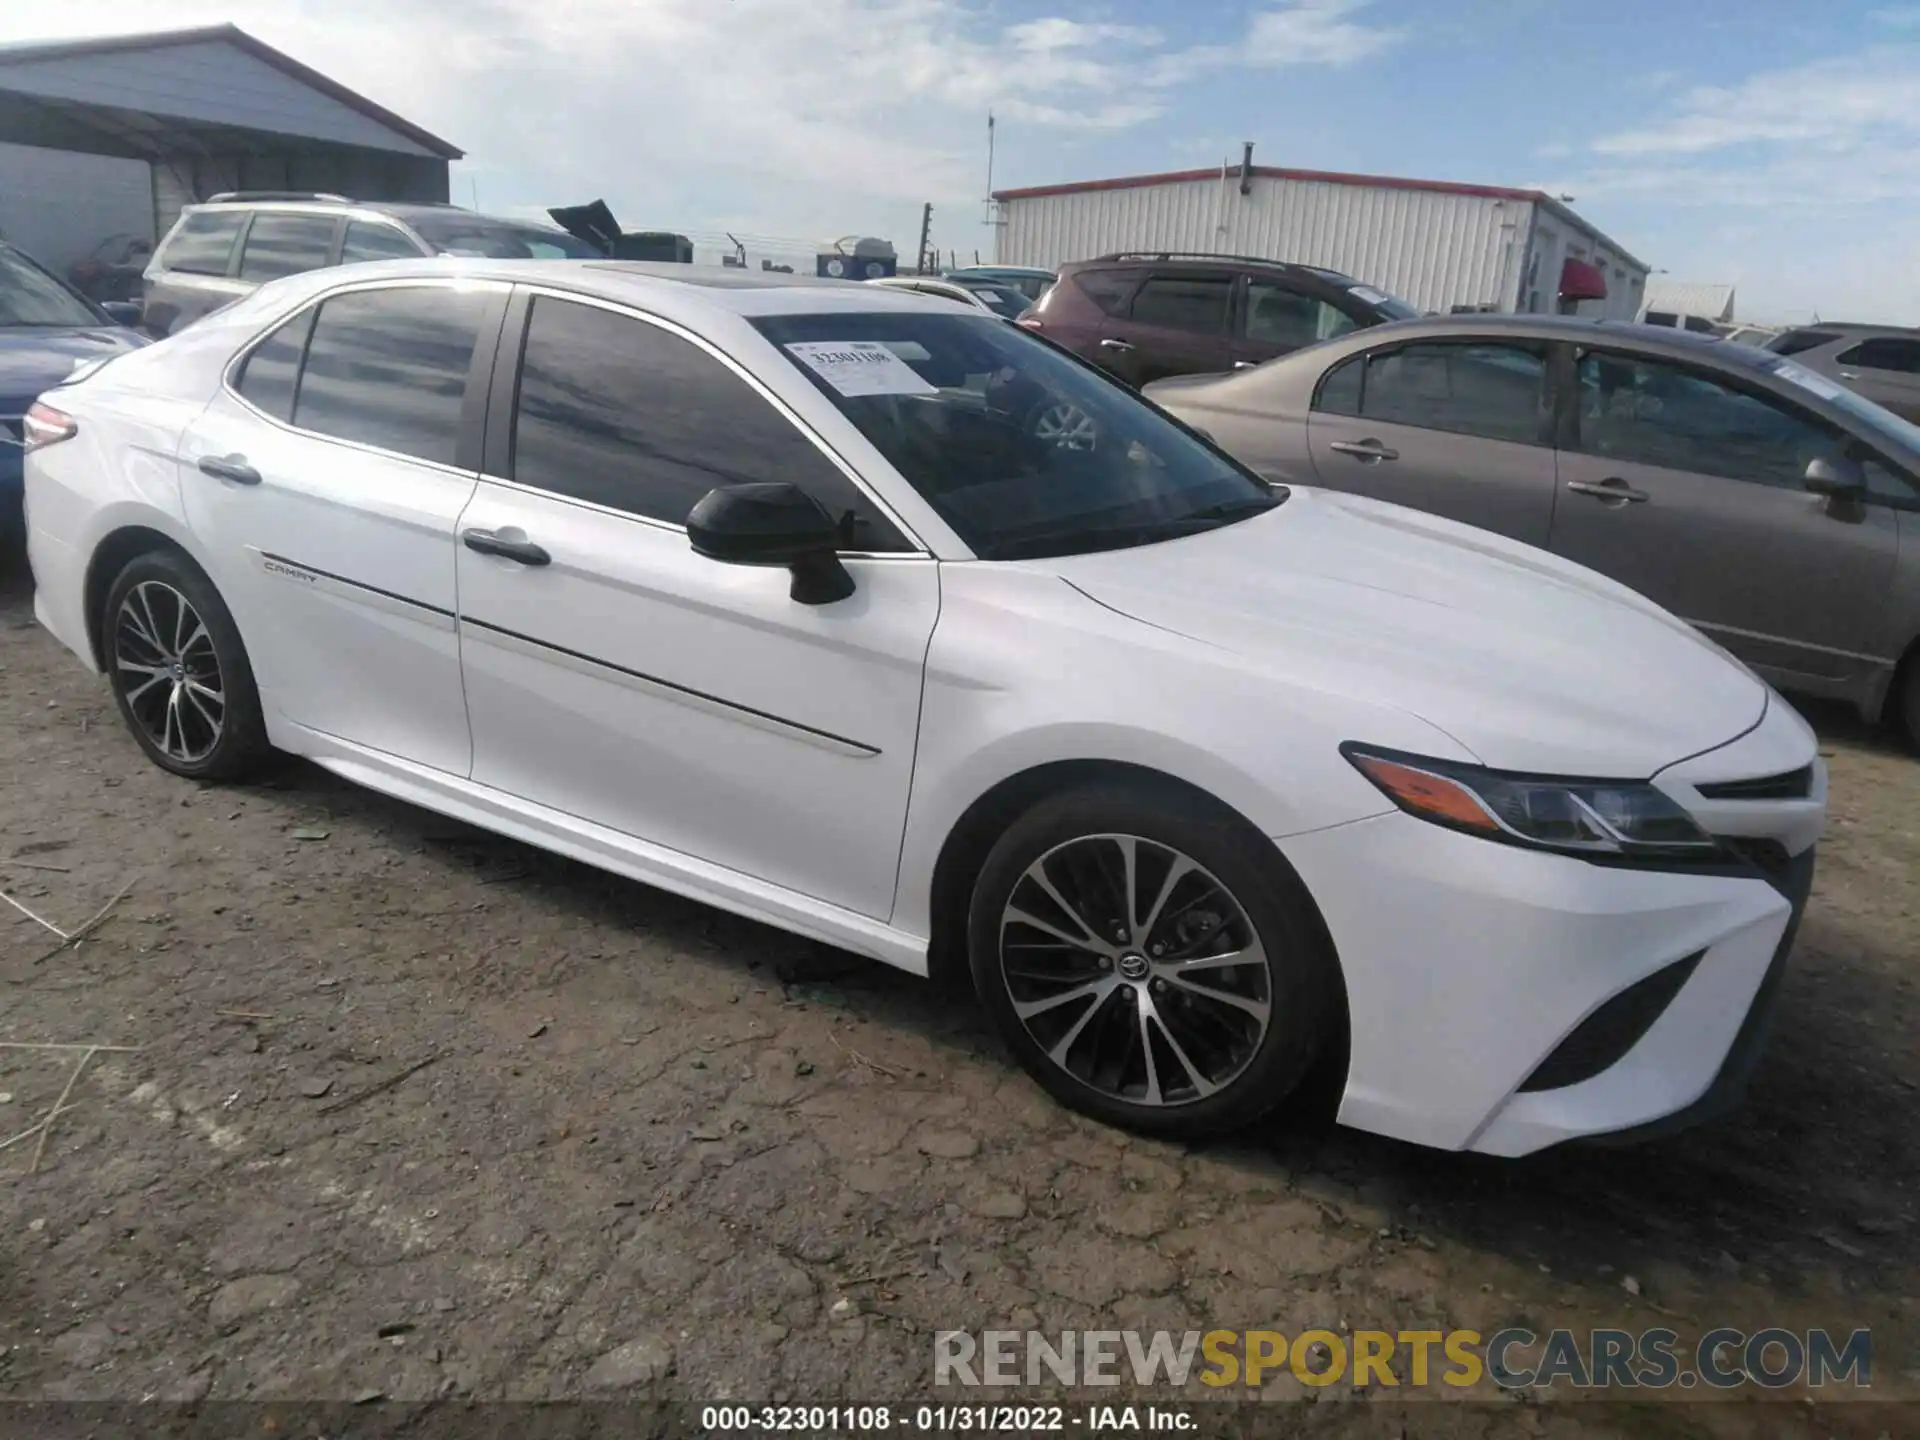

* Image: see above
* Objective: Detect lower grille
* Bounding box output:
[1519,951,1704,1093]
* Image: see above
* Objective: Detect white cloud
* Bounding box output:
[9,0,1404,255]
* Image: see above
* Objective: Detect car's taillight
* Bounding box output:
[22,402,78,452]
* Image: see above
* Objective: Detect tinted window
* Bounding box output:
[238,214,337,282]
[511,298,908,548]
[1072,269,1139,316]
[1244,281,1357,349]
[234,307,317,422]
[1129,276,1230,334]
[409,215,598,259]
[159,211,245,276]
[1357,343,1548,444]
[1577,352,1845,487]
[0,245,100,326]
[1767,328,1843,357]
[1837,338,1920,374]
[341,221,424,264]
[292,287,487,466]
[1314,355,1364,416]
[754,310,1275,560]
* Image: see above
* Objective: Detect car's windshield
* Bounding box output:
[1349,284,1422,321]
[1767,355,1920,453]
[408,216,599,260]
[0,246,101,327]
[753,310,1279,559]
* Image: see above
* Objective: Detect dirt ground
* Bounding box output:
[0,542,1914,1439]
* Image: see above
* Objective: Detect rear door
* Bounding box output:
[1833,337,1920,423]
[1548,346,1903,688]
[1230,276,1364,370]
[454,290,937,920]
[1100,269,1235,385]
[179,278,507,774]
[1304,337,1561,545]
[234,211,342,286]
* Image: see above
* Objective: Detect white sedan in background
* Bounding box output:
[23,260,1824,1153]
[867,274,1031,320]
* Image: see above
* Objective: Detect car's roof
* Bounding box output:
[1777,321,1920,339]
[183,198,575,233]
[1326,311,1780,365]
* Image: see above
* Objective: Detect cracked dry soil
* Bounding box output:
[1,550,1915,1438]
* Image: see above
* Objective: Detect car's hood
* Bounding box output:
[1048,487,1768,777]
[0,325,147,402]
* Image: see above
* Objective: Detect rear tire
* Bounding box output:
[967,783,1340,1139]
[103,549,272,782]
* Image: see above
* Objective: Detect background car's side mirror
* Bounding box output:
[99,301,143,328]
[686,482,855,605]
[1804,454,1866,497]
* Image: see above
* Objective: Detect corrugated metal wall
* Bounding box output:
[998,173,1533,314]
[0,139,153,271]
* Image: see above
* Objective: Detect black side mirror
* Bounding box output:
[686,482,855,605]
[99,301,143,328]
[1804,454,1866,497]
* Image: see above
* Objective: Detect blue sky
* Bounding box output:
[25,0,1920,321]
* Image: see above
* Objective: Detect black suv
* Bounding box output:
[1019,251,1423,386]
[139,192,600,337]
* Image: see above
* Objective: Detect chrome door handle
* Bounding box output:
[1098,338,1135,353]
[197,454,260,485]
[1839,371,1860,381]
[1328,439,1399,462]
[462,529,551,566]
[1567,478,1650,504]
[1233,361,1257,370]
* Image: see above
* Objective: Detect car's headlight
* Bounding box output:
[1342,745,1716,858]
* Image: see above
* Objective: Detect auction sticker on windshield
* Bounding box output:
[785,341,936,397]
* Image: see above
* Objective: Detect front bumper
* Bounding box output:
[1280,700,1823,1156]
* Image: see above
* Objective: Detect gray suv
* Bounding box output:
[1766,324,1920,423]
[139,192,599,337]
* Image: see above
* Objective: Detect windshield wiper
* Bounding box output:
[1182,494,1283,523]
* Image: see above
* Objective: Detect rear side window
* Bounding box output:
[1316,343,1549,445]
[1129,276,1231,335]
[289,287,489,466]
[1071,269,1140,316]
[510,297,909,549]
[233,308,317,422]
[158,211,245,276]
[238,214,338,283]
[340,221,423,265]
[1837,338,1920,374]
[1767,328,1843,357]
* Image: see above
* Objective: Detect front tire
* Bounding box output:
[967,784,1339,1139]
[103,549,271,781]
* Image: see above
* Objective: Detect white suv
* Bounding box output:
[23,259,1826,1153]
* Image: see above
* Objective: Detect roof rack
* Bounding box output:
[203,191,352,205]
[1095,250,1306,267]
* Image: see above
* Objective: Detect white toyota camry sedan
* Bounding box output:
[22,259,1826,1155]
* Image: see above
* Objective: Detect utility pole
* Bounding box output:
[917,202,933,275]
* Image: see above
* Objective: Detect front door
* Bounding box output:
[179,279,506,774]
[1304,337,1561,546]
[455,291,937,920]
[1098,269,1235,386]
[1549,347,1902,688]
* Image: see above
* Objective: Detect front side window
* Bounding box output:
[288,287,489,466]
[1837,338,1920,375]
[753,310,1278,559]
[510,297,909,549]
[159,211,245,277]
[0,245,101,327]
[1341,342,1549,445]
[1244,281,1358,350]
[1578,352,1845,488]
[1128,275,1231,335]
[341,221,424,265]
[238,214,337,283]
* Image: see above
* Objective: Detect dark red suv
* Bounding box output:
[1019,251,1423,386]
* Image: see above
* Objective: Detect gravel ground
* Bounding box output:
[0,544,1914,1437]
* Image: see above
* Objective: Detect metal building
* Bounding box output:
[0,24,461,275]
[992,161,1650,321]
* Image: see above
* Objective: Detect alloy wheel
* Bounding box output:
[998,833,1272,1107]
[113,581,225,764]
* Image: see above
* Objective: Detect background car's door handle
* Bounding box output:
[197,455,260,485]
[1098,338,1135,352]
[462,529,551,566]
[1840,371,1861,381]
[1233,361,1257,370]
[1567,478,1650,504]
[1328,439,1399,462]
